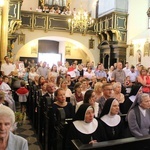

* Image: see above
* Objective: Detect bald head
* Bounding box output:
[117,62,123,70]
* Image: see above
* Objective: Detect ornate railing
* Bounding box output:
[95,12,128,43]
[20,10,95,34]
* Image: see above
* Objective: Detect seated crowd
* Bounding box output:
[1,56,150,149]
[35,4,89,18]
[35,4,76,16]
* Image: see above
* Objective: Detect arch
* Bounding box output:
[14,30,97,64]
[104,54,109,69]
[98,40,110,49]
[100,40,109,46]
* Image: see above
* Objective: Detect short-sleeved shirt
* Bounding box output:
[111,69,126,84]
[1,63,16,76]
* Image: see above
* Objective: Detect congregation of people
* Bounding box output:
[35,4,78,16]
[1,55,150,149]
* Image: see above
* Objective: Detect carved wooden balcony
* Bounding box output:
[20,10,95,34]
[96,12,128,43]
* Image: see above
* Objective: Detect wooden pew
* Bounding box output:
[32,85,38,129]
[43,103,73,150]
[43,97,56,150]
[36,90,44,143]
[27,83,33,120]
[71,135,150,150]
[54,108,73,150]
[27,83,38,131]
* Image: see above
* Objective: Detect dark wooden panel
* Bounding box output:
[38,40,59,53]
[117,16,126,30]
[9,4,18,18]
[34,16,46,28]
[20,57,38,63]
[49,18,68,30]
[21,15,32,27]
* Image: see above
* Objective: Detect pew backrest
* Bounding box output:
[71,135,150,150]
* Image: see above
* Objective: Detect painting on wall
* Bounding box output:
[144,41,150,56]
[18,34,25,45]
[129,43,134,56]
[31,46,38,54]
[137,49,141,64]
[89,37,95,49]
[65,46,71,55]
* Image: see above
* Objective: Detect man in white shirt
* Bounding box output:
[57,61,68,77]
[0,76,16,111]
[127,65,138,83]
[36,61,48,79]
[123,62,130,77]
[1,56,16,77]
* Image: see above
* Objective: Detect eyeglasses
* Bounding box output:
[104,89,113,91]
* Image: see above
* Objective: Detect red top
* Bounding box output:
[16,87,29,95]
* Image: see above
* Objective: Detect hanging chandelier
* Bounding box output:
[68,6,94,35]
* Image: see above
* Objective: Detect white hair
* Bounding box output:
[139,93,150,104]
[0,105,15,124]
[112,82,121,89]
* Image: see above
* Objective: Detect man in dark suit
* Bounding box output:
[43,82,56,105]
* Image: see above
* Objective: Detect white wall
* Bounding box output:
[70,0,88,11]
[127,0,148,42]
[126,0,150,67]
[59,41,65,64]
[21,0,38,11]
[98,0,128,17]
[87,0,97,18]
[98,0,115,17]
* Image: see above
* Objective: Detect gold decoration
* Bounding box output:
[65,45,71,55]
[68,4,94,35]
[129,43,134,56]
[144,41,150,56]
[18,34,25,45]
[9,19,22,34]
[89,37,94,49]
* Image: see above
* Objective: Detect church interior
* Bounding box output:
[1,0,150,150]
[0,0,150,68]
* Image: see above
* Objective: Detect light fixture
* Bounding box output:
[68,5,94,35]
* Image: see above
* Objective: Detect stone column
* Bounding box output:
[0,7,3,62]
[0,0,9,62]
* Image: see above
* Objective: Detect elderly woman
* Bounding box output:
[127,93,150,137]
[99,98,124,141]
[66,104,101,149]
[0,105,28,150]
[112,82,125,104]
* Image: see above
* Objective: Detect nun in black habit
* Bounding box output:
[65,103,101,149]
[99,98,125,141]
